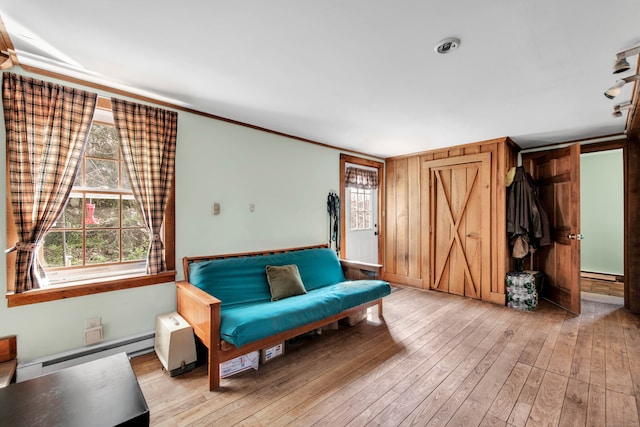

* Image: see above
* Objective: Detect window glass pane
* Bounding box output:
[357,212,364,230]
[85,230,119,264]
[122,228,149,261]
[53,195,82,229]
[121,163,131,190]
[85,158,119,190]
[365,212,371,229]
[43,231,83,267]
[85,195,120,228]
[86,124,119,159]
[122,197,145,227]
[72,160,83,187]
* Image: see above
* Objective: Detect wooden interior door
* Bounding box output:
[522,144,581,314]
[424,153,491,299]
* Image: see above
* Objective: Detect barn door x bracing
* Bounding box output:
[522,144,581,314]
[423,153,491,299]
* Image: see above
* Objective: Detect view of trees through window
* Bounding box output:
[350,187,372,231]
[43,123,149,269]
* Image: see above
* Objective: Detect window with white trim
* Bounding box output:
[349,187,372,231]
[5,90,176,308]
[43,109,148,284]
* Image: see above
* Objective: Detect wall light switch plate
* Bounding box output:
[85,317,101,329]
[212,202,221,215]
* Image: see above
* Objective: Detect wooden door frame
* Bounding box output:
[625,76,640,314]
[519,136,637,314]
[339,154,385,265]
[627,133,640,314]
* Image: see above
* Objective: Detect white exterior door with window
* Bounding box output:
[345,181,379,264]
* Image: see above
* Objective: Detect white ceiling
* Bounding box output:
[1,1,639,158]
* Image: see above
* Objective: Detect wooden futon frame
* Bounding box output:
[176,244,383,391]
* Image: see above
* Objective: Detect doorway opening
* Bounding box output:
[345,172,378,263]
[580,144,624,306]
[339,154,384,265]
[520,136,628,315]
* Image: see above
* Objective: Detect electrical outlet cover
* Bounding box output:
[84,326,103,346]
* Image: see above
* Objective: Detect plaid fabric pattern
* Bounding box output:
[2,73,97,293]
[111,98,177,275]
[345,167,378,189]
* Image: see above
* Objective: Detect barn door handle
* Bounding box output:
[567,233,584,240]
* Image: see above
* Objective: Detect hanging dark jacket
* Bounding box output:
[506,166,551,255]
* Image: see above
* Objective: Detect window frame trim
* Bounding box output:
[6,270,176,307]
[5,97,176,307]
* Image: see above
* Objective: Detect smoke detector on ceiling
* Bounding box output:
[435,37,460,54]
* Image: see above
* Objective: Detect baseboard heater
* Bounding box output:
[16,331,155,382]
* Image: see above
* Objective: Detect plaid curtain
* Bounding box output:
[2,73,97,293]
[345,167,378,189]
[111,98,177,274]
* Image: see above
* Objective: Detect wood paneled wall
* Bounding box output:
[384,137,519,304]
[626,130,640,314]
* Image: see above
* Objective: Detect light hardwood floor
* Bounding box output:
[131,286,640,426]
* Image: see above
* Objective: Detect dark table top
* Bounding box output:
[0,352,149,427]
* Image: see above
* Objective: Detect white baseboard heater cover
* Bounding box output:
[17,331,155,382]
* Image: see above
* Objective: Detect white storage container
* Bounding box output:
[154,312,197,377]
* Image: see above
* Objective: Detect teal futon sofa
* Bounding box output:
[176,244,391,390]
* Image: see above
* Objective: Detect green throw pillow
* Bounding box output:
[265,264,307,301]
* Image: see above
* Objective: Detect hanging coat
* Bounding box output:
[506,166,551,259]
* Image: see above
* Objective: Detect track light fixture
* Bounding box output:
[604,74,640,99]
[611,101,632,117]
[613,57,631,74]
[605,80,626,99]
[612,45,640,74]
[604,46,639,115]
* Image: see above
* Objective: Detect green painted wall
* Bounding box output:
[0,67,354,363]
[580,149,624,275]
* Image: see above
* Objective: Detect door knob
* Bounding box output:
[567,233,584,240]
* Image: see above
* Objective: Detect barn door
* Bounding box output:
[424,153,491,299]
[522,144,581,314]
